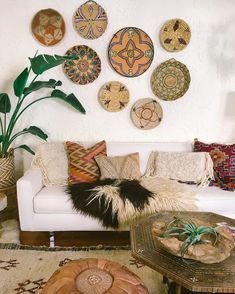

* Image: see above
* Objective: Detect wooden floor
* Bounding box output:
[20,231,130,247]
[0,186,18,224]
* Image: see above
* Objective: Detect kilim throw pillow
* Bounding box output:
[194,139,235,191]
[94,152,141,180]
[66,141,106,184]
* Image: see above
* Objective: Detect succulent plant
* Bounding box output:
[160,216,219,257]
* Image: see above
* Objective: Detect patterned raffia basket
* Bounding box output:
[0,155,16,190]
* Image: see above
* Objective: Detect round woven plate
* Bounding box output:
[108,27,154,77]
[131,98,163,130]
[63,45,101,85]
[151,58,191,101]
[98,81,129,112]
[160,18,191,52]
[73,0,108,39]
[31,9,65,46]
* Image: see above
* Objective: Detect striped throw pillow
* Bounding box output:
[66,141,106,184]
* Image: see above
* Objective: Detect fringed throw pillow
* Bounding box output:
[145,151,214,187]
[194,139,235,191]
[95,152,141,180]
[66,140,107,184]
[31,143,68,186]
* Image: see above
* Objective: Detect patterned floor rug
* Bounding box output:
[0,219,20,244]
[0,244,167,294]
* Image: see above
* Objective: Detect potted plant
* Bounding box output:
[0,53,85,189]
[152,216,234,263]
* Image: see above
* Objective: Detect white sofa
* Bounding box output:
[17,142,235,233]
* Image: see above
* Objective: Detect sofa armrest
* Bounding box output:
[17,168,43,230]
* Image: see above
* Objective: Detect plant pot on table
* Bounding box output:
[0,154,16,190]
[152,217,235,264]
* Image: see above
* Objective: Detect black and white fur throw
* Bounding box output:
[67,177,197,229]
[67,179,154,229]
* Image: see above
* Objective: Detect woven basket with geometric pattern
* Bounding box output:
[0,155,16,189]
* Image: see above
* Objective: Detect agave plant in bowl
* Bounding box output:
[152,216,235,264]
[0,53,85,190]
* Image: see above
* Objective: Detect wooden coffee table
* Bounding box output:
[130,211,235,294]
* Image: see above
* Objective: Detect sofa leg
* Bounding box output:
[49,231,55,248]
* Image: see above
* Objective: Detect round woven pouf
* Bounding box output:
[41,258,149,294]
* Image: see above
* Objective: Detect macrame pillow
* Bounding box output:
[95,152,141,180]
[31,142,68,186]
[66,140,107,184]
[194,139,235,191]
[145,151,214,187]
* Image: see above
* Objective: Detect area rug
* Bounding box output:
[0,219,20,244]
[0,244,167,294]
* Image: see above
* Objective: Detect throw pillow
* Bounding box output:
[66,140,107,184]
[31,142,68,186]
[194,139,235,191]
[95,152,141,180]
[144,151,214,187]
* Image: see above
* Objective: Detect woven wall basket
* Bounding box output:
[0,155,16,190]
[151,58,191,101]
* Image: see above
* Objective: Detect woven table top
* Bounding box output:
[131,211,235,293]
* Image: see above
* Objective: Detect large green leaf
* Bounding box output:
[51,89,66,99]
[51,90,86,114]
[24,79,62,95]
[0,93,11,113]
[14,144,35,155]
[23,126,48,141]
[13,67,29,98]
[29,54,78,75]
[0,135,2,143]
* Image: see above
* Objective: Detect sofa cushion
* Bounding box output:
[33,185,235,218]
[194,139,235,191]
[107,142,193,174]
[30,142,193,185]
[145,151,214,186]
[31,142,68,186]
[188,185,235,216]
[95,152,141,180]
[66,140,107,184]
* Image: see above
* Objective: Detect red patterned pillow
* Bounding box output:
[194,139,235,191]
[66,141,106,184]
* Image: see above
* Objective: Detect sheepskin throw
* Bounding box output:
[67,177,197,229]
[145,151,214,187]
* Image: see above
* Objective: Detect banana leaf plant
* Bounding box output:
[0,53,85,158]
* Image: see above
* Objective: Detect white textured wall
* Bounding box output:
[0,0,235,173]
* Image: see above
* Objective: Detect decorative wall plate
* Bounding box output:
[63,45,101,85]
[131,98,163,130]
[151,59,191,101]
[73,0,108,39]
[31,9,65,46]
[108,27,154,77]
[99,81,129,112]
[160,19,191,52]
